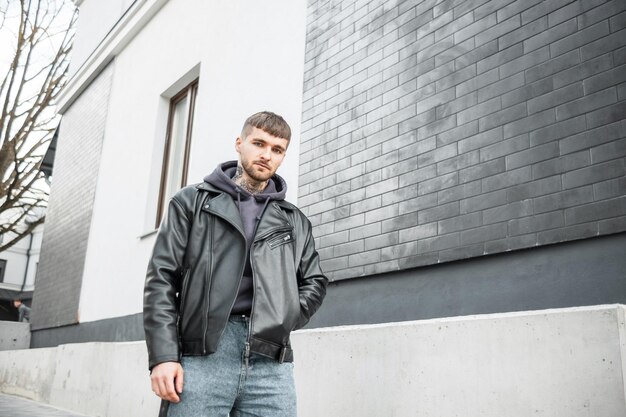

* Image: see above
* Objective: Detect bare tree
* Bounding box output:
[0,0,77,252]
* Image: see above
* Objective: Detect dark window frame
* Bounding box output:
[155,79,199,228]
[0,259,6,283]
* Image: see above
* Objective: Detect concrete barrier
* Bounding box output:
[0,305,624,416]
[0,321,30,351]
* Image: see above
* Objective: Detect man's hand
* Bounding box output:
[150,361,184,403]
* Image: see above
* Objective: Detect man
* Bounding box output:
[13,299,31,322]
[144,111,328,417]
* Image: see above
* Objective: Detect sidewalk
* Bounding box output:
[0,393,92,417]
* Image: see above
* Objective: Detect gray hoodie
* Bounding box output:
[203,160,287,315]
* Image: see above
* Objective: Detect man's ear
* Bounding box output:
[235,136,242,153]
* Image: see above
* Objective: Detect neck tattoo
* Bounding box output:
[233,164,267,195]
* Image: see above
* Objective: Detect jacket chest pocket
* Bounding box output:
[267,231,295,249]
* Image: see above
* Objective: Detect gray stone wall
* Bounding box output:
[30,63,115,330]
[300,0,626,281]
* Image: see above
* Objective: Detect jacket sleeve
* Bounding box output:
[143,196,191,371]
[294,219,328,330]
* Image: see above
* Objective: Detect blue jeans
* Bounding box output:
[167,317,297,417]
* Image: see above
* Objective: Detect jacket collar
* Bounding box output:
[196,182,293,240]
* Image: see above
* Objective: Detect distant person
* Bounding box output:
[144,111,328,416]
[13,299,31,322]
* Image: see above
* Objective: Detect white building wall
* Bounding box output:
[76,0,307,322]
[0,226,44,292]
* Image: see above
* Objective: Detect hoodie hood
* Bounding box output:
[203,160,287,202]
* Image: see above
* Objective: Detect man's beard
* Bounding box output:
[241,158,273,183]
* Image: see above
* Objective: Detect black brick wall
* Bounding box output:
[300,0,626,281]
[30,64,114,330]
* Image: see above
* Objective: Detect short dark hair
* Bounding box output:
[241,111,291,141]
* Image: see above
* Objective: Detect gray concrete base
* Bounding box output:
[1,305,625,417]
[0,322,30,351]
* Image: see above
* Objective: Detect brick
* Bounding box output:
[418,171,459,195]
[417,142,457,167]
[507,175,562,202]
[454,12,498,44]
[536,221,598,245]
[525,49,580,84]
[594,177,626,200]
[483,200,533,224]
[414,88,456,116]
[399,164,437,188]
[497,0,544,23]
[417,35,456,63]
[553,53,613,89]
[484,233,537,253]
[460,222,508,245]
[529,114,586,147]
[532,150,590,179]
[506,141,559,169]
[499,15,547,51]
[418,115,458,141]
[438,180,482,204]
[460,189,508,213]
[580,28,626,61]
[416,61,455,90]
[563,159,626,189]
[475,0,516,21]
[560,120,624,155]
[521,0,574,26]
[436,93,475,120]
[508,211,564,235]
[538,185,595,217]
[578,0,626,29]
[457,68,501,97]
[455,40,500,70]
[549,20,610,58]
[434,0,465,18]
[335,212,365,232]
[437,150,480,175]
[453,0,490,18]
[439,212,482,234]
[418,201,460,223]
[365,203,399,224]
[320,256,349,273]
[482,166,532,192]
[555,87,617,120]
[500,46,550,78]
[549,0,606,27]
[476,43,524,74]
[436,65,477,92]
[336,188,366,208]
[591,138,626,164]
[435,38,475,67]
[504,108,556,139]
[480,133,529,162]
[459,126,503,153]
[501,77,553,108]
[418,232,461,253]
[382,130,417,154]
[435,11,474,42]
[610,10,626,32]
[399,192,438,215]
[457,97,501,125]
[598,215,626,234]
[333,239,364,257]
[398,222,438,243]
[585,100,626,129]
[364,231,399,250]
[320,230,350,248]
[476,14,521,47]
[380,240,417,262]
[398,82,436,109]
[399,109,437,134]
[382,182,418,205]
[350,195,382,216]
[439,243,487,262]
[437,120,479,145]
[564,196,626,225]
[478,72,525,104]
[480,102,527,131]
[528,83,584,115]
[382,211,419,233]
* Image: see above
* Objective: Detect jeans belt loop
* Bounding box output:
[279,346,288,363]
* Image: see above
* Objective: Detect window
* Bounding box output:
[156,79,199,227]
[0,259,6,283]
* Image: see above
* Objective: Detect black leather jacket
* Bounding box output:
[143,181,328,370]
